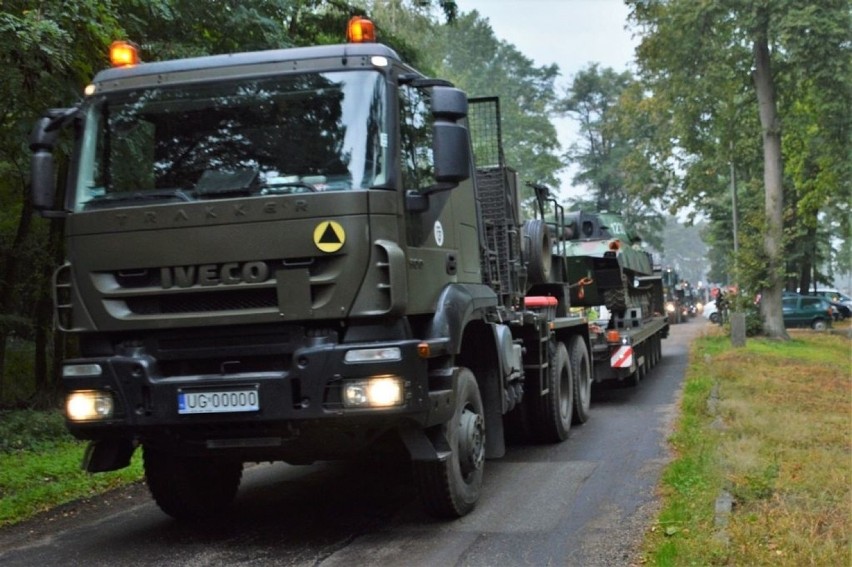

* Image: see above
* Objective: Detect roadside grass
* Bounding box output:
[642,326,851,565]
[0,410,143,527]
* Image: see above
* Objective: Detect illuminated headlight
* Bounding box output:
[370,55,389,67]
[665,302,676,313]
[344,347,401,364]
[343,376,404,408]
[66,390,114,421]
[62,363,103,377]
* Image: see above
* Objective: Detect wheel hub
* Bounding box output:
[458,408,485,478]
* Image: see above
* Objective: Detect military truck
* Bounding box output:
[661,268,687,324]
[29,18,595,520]
[560,211,670,386]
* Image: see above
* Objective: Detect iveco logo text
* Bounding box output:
[161,261,269,288]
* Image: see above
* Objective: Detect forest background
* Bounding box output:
[0,0,849,407]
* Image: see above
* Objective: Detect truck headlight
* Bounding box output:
[66,390,114,421]
[343,376,404,408]
[665,302,676,313]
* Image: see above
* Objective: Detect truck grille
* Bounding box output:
[126,289,278,314]
[95,256,343,318]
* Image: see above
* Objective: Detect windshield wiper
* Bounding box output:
[83,189,193,209]
[261,181,318,194]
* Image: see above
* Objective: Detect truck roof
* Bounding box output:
[92,42,406,86]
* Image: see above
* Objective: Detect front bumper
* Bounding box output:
[62,339,452,461]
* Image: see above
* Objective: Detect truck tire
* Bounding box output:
[569,336,592,425]
[628,344,644,388]
[143,446,242,521]
[522,219,552,284]
[528,341,573,442]
[413,368,485,518]
[811,318,827,331]
[651,334,663,368]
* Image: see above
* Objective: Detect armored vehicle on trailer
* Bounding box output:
[557,211,669,386]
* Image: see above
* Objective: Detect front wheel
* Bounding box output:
[413,368,485,518]
[811,318,828,331]
[143,446,242,521]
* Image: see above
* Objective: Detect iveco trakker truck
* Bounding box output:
[30,18,595,520]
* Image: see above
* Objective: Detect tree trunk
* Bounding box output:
[797,225,816,294]
[752,12,789,340]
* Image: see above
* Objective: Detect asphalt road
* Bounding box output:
[0,318,707,567]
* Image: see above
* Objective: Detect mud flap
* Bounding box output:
[83,438,136,472]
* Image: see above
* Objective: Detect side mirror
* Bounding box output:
[430,86,470,188]
[431,86,468,120]
[29,113,64,213]
[433,122,470,184]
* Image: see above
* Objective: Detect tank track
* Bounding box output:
[604,273,652,316]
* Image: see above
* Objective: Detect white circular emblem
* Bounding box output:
[434,221,445,247]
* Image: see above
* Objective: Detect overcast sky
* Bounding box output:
[453,0,639,198]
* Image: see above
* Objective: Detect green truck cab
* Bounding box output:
[30,25,594,520]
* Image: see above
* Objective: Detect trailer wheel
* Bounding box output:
[628,344,644,388]
[528,341,573,442]
[569,336,592,424]
[143,446,242,521]
[413,368,485,518]
[522,219,552,284]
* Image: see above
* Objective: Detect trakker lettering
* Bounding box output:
[161,261,269,288]
[114,201,308,227]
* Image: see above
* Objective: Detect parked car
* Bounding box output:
[782,295,833,331]
[827,301,851,321]
[702,301,720,323]
[806,289,852,317]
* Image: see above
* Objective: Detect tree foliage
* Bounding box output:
[418,10,564,191]
[559,64,666,249]
[627,0,851,338]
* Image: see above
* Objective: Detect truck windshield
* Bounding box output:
[73,70,388,211]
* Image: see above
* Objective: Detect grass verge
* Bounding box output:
[641,326,851,565]
[0,410,143,527]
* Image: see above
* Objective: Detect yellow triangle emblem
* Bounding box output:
[313,221,345,253]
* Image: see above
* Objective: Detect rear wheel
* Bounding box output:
[627,344,644,388]
[528,341,573,442]
[143,446,242,521]
[413,368,485,518]
[569,336,592,425]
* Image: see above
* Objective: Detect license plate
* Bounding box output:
[178,389,259,415]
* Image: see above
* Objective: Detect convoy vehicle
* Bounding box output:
[29,19,669,521]
[560,212,670,386]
